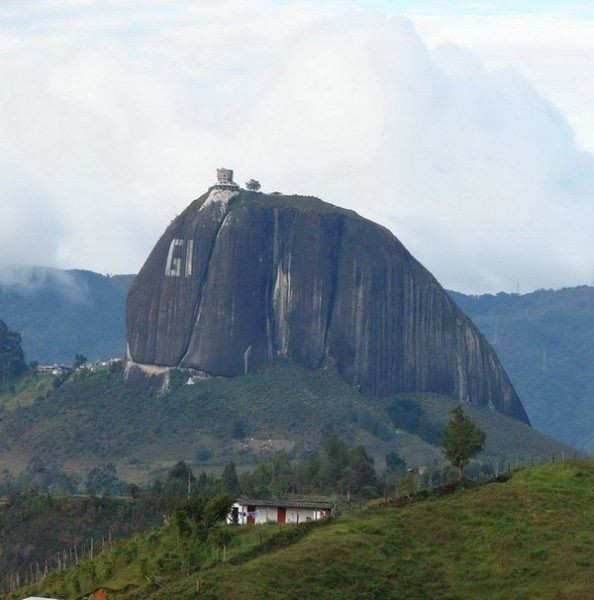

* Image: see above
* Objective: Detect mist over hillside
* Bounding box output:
[0,267,133,364]
[0,268,592,451]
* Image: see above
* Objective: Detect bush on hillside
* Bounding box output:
[387,398,442,444]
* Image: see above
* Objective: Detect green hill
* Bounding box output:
[13,460,594,599]
[0,362,575,485]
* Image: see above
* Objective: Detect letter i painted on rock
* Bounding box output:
[165,239,194,277]
[185,240,194,277]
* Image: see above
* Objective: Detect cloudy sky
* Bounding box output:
[1,0,593,294]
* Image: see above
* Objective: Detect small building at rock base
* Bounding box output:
[36,364,72,376]
[228,498,334,525]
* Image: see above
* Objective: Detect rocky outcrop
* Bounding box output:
[126,189,530,424]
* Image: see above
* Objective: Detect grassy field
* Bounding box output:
[13,460,594,599]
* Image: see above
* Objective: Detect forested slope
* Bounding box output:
[450,287,594,451]
[0,363,574,483]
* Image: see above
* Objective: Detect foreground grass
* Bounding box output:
[14,460,594,599]
[183,461,594,599]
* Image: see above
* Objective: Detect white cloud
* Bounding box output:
[411,14,594,152]
[0,1,592,293]
[0,171,65,267]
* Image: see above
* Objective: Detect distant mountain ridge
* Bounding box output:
[450,287,594,452]
[0,267,134,364]
[1,267,592,451]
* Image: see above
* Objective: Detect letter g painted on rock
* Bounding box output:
[165,238,194,277]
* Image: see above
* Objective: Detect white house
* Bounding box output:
[228,498,334,525]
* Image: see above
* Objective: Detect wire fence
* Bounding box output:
[0,532,113,595]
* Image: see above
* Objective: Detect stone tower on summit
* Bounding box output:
[215,167,239,189]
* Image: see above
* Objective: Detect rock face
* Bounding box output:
[126,188,530,424]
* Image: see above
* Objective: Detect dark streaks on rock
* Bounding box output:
[126,190,529,424]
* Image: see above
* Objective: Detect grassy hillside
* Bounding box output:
[0,267,133,364]
[0,371,52,410]
[0,362,574,484]
[450,286,594,452]
[14,460,594,599]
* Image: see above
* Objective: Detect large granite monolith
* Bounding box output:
[126,187,529,424]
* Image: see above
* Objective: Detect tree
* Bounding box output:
[220,461,240,495]
[398,470,420,497]
[270,452,293,497]
[0,320,26,388]
[85,463,126,496]
[166,461,195,498]
[385,451,406,476]
[387,399,442,445]
[343,447,378,497]
[318,429,349,488]
[168,460,195,483]
[442,406,486,479]
[230,419,246,439]
[245,179,261,191]
[174,494,234,540]
[73,354,87,369]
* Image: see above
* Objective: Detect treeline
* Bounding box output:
[2,423,498,502]
[0,426,402,500]
[0,458,129,497]
[159,430,403,502]
[1,411,492,592]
